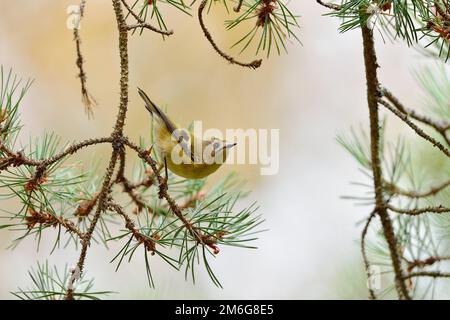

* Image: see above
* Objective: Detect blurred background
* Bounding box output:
[0,0,440,299]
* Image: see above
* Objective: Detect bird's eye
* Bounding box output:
[181,130,189,141]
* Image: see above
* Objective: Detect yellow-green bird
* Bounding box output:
[138,88,236,179]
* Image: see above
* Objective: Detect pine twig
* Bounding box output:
[378,98,450,158]
[121,0,173,35]
[73,0,97,117]
[380,88,450,146]
[361,210,377,300]
[384,179,450,198]
[107,201,156,252]
[198,0,262,69]
[403,271,450,280]
[316,0,341,11]
[387,205,450,215]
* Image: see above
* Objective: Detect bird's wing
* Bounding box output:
[138,87,195,162]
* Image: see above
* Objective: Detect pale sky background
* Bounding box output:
[0,0,440,299]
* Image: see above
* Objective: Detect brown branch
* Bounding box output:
[75,193,100,219]
[407,256,450,272]
[380,88,450,146]
[387,204,450,215]
[123,138,206,244]
[361,210,377,300]
[107,202,156,252]
[65,150,119,300]
[378,99,450,158]
[198,0,262,69]
[126,23,174,35]
[66,0,131,299]
[115,150,149,214]
[435,0,450,22]
[120,0,143,22]
[25,208,84,239]
[125,165,161,190]
[403,271,450,280]
[316,0,342,10]
[73,0,97,117]
[233,0,244,12]
[120,0,173,35]
[361,25,411,300]
[1,137,113,170]
[384,179,450,198]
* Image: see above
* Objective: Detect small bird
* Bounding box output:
[138,88,236,179]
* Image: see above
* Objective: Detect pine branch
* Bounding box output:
[407,255,450,272]
[381,87,450,146]
[126,23,174,35]
[403,271,450,280]
[361,24,411,300]
[73,0,97,117]
[316,0,341,10]
[384,179,450,198]
[361,210,377,299]
[387,204,450,215]
[107,201,156,252]
[378,98,450,158]
[198,0,262,69]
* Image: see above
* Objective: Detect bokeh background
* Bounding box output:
[0,0,440,299]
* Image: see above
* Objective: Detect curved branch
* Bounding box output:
[107,201,156,252]
[361,210,377,300]
[123,138,205,244]
[316,0,341,10]
[121,0,173,36]
[381,88,450,146]
[126,23,174,36]
[403,271,450,280]
[73,0,96,117]
[0,137,113,169]
[387,205,450,215]
[385,179,450,199]
[198,0,262,69]
[378,98,450,158]
[233,0,244,13]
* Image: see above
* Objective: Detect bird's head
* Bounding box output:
[203,137,236,165]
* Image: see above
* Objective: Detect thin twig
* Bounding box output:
[361,210,377,300]
[381,87,450,146]
[0,137,113,169]
[127,23,174,35]
[378,98,450,158]
[384,179,450,198]
[198,0,262,69]
[403,271,450,280]
[387,204,450,215]
[123,138,205,244]
[316,0,342,10]
[121,0,173,35]
[234,0,244,12]
[115,150,149,214]
[25,208,84,239]
[407,256,450,272]
[107,201,156,252]
[73,0,97,117]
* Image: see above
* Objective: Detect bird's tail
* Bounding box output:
[138,87,176,134]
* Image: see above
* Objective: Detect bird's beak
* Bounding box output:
[222,143,237,151]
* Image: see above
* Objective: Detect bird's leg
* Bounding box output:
[164,157,169,182]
